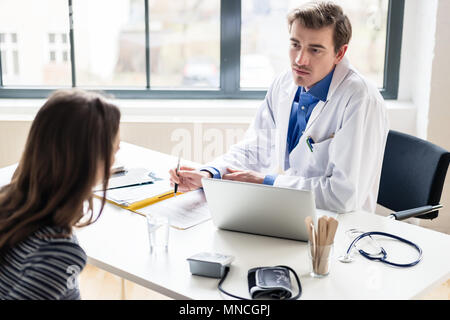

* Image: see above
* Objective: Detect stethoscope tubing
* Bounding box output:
[346,231,423,268]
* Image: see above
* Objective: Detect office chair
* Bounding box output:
[377,130,450,221]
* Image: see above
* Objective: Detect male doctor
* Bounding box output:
[169,1,389,213]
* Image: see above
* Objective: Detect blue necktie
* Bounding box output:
[288,90,319,154]
[299,91,318,107]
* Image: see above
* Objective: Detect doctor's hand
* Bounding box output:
[222,168,265,184]
[168,166,212,192]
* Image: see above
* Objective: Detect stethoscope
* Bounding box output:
[338,229,423,268]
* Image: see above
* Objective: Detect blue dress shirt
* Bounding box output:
[200,166,221,179]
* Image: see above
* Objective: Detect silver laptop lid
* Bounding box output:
[201,178,316,241]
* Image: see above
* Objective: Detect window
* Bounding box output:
[0,33,20,78]
[241,0,388,89]
[1,50,6,75]
[0,0,404,99]
[49,51,56,62]
[148,0,220,88]
[47,32,70,64]
[0,1,71,87]
[72,0,146,87]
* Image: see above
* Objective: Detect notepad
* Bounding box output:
[136,189,211,230]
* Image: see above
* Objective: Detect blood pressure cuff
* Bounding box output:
[247,266,294,300]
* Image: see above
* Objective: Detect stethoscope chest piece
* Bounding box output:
[338,254,353,263]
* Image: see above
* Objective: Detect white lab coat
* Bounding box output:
[207,57,389,213]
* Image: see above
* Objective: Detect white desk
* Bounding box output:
[1,142,449,300]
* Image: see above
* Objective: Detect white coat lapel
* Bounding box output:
[305,57,351,132]
[305,100,326,132]
[327,56,351,100]
[276,80,297,171]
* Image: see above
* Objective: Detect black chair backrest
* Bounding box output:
[377,130,450,219]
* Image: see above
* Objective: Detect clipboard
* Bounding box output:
[93,169,179,212]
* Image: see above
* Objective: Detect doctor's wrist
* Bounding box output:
[200,167,221,179]
[263,174,278,186]
[200,170,213,179]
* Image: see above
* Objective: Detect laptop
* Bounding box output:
[201,178,316,241]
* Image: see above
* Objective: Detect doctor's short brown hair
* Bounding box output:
[287,1,352,54]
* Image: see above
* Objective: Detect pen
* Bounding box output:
[174,153,181,195]
[107,181,153,191]
[306,136,315,152]
[111,165,126,175]
[111,169,127,177]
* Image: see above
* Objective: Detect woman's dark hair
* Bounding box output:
[0,89,121,253]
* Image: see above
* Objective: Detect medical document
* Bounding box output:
[137,189,211,230]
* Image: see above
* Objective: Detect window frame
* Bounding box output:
[0,0,404,100]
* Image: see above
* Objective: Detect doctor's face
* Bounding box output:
[289,20,347,88]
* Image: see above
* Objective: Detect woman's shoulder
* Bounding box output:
[29,226,87,269]
[1,226,86,300]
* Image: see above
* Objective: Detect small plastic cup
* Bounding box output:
[308,241,333,278]
[146,213,169,253]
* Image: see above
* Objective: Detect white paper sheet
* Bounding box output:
[136,189,211,230]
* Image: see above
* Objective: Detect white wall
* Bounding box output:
[421,0,450,234]
[398,0,438,139]
[428,0,450,149]
[395,0,450,234]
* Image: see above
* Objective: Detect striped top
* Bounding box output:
[0,226,86,300]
